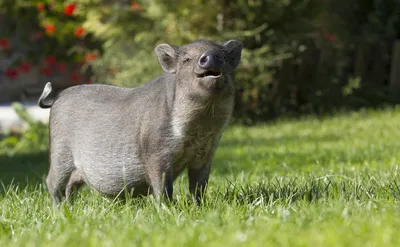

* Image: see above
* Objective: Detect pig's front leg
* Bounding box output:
[147,158,173,201]
[188,163,211,205]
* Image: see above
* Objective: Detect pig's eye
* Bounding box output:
[182,56,191,64]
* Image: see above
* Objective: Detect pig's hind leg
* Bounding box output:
[65,169,85,204]
[46,150,75,205]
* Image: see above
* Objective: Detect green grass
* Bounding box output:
[2,107,400,246]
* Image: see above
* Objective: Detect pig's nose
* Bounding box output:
[199,51,224,71]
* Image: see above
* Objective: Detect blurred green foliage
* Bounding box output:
[0,103,48,156]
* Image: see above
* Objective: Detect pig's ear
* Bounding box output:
[155,44,178,73]
[222,40,243,69]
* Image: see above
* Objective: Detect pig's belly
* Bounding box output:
[74,155,150,196]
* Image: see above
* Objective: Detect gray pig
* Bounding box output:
[38,39,243,205]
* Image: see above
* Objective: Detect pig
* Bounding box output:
[38,39,243,205]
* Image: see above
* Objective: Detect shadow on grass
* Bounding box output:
[0,150,49,191]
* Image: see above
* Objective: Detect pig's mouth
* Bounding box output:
[195,69,225,92]
[197,70,221,78]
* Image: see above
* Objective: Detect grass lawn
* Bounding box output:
[1,107,400,246]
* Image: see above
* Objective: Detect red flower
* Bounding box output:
[45,56,57,65]
[44,24,55,35]
[324,33,337,42]
[64,3,76,16]
[5,68,19,79]
[107,67,117,74]
[85,53,97,62]
[19,62,32,73]
[70,71,81,83]
[76,61,85,67]
[0,38,10,49]
[30,32,43,41]
[56,62,67,72]
[131,2,139,9]
[36,2,45,12]
[74,27,85,38]
[40,67,52,76]
[130,1,143,11]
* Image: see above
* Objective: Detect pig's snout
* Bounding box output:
[199,51,224,72]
